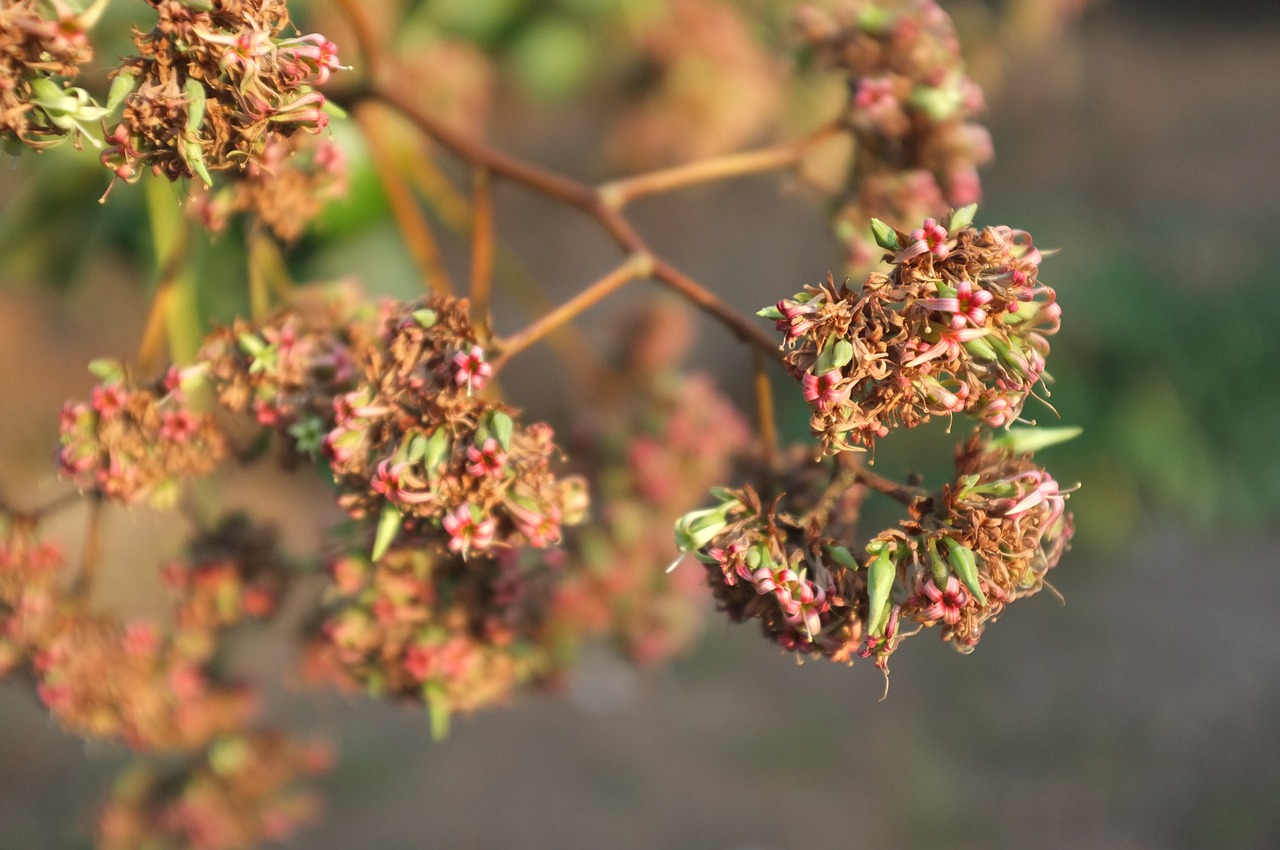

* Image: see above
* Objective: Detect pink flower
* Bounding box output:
[918,576,969,625]
[774,298,819,341]
[452,345,493,394]
[465,438,507,479]
[442,504,495,556]
[802,370,852,410]
[895,217,950,263]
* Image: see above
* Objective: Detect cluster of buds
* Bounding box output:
[57,361,226,508]
[101,0,343,190]
[201,281,371,456]
[0,0,107,150]
[96,731,329,850]
[310,545,561,737]
[762,208,1060,455]
[324,296,587,562]
[607,0,784,167]
[674,430,1072,672]
[189,134,349,241]
[795,0,993,267]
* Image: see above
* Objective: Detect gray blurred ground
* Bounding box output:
[2,6,1279,849]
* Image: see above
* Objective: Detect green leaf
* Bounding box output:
[371,503,402,562]
[988,426,1083,455]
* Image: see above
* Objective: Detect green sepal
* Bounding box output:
[988,426,1082,455]
[182,138,213,188]
[757,305,784,320]
[870,218,901,251]
[825,544,859,571]
[673,503,731,553]
[942,537,986,605]
[371,503,402,562]
[106,71,139,114]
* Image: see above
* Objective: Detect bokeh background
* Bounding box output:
[2,1,1278,847]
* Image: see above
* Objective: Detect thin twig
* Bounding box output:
[492,255,651,371]
[753,349,778,472]
[356,103,454,296]
[72,495,104,600]
[854,465,927,507]
[470,167,494,337]
[598,125,841,209]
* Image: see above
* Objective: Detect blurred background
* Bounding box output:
[2,0,1278,847]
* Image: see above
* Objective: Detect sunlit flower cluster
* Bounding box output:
[764,209,1060,455]
[796,0,993,268]
[57,362,226,508]
[101,0,342,192]
[324,296,587,561]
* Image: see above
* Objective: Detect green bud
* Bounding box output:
[183,78,207,133]
[673,503,731,553]
[963,335,998,361]
[870,217,901,251]
[237,333,266,357]
[942,537,986,605]
[866,548,896,637]
[405,432,428,464]
[106,71,139,114]
[757,305,784,320]
[825,545,859,571]
[927,538,950,590]
[425,681,450,741]
[423,428,450,477]
[815,337,853,374]
[412,308,437,328]
[488,410,514,451]
[182,138,213,188]
[947,204,978,234]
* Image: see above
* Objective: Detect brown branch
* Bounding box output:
[361,80,785,363]
[854,465,927,507]
[598,125,841,209]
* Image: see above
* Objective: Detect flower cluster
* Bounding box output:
[58,362,226,508]
[309,545,562,735]
[101,0,342,190]
[607,0,784,167]
[556,369,751,665]
[2,515,288,750]
[897,431,1073,649]
[324,296,587,560]
[0,0,106,150]
[796,0,993,267]
[189,134,349,241]
[674,430,1072,672]
[201,281,371,455]
[764,209,1059,455]
[96,731,329,850]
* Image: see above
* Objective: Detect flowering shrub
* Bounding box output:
[0,0,1082,846]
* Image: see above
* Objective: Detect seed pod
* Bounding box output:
[942,537,986,605]
[866,547,896,636]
